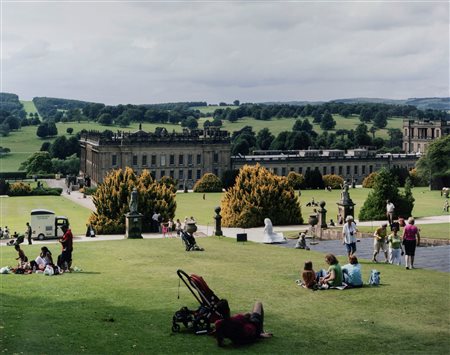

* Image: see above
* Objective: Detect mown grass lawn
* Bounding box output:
[1,237,449,354]
[178,187,447,225]
[0,196,92,236]
[1,187,447,238]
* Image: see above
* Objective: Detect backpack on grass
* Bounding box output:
[368,270,380,286]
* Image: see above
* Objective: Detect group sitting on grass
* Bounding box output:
[6,225,74,275]
[299,253,363,290]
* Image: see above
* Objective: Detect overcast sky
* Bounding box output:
[2,1,449,105]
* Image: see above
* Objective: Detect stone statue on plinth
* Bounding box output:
[129,187,138,214]
[125,187,143,239]
[337,183,355,225]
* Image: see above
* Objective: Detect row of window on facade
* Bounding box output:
[404,128,441,138]
[111,152,221,168]
[120,168,221,181]
[269,164,374,177]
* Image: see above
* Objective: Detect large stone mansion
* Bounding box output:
[79,121,435,187]
[402,118,449,153]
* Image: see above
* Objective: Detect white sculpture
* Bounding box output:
[263,218,286,244]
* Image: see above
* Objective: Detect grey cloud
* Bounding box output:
[3,1,448,104]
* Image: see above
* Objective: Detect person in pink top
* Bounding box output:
[402,217,420,269]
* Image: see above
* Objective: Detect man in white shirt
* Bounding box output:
[386,200,395,226]
[342,215,358,257]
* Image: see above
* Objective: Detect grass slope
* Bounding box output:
[1,238,449,354]
[20,100,40,116]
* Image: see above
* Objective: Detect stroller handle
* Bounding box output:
[177,269,203,305]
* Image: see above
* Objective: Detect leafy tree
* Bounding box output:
[355,124,372,146]
[221,169,239,190]
[232,139,250,155]
[323,174,344,189]
[159,176,178,194]
[416,135,450,188]
[304,169,325,189]
[0,123,10,137]
[373,111,388,128]
[259,108,271,121]
[19,152,53,174]
[359,108,373,122]
[362,172,378,188]
[287,131,312,150]
[226,109,238,122]
[66,136,81,157]
[50,136,69,159]
[66,127,74,135]
[359,168,414,221]
[193,173,223,192]
[40,141,51,152]
[31,117,40,125]
[98,113,113,125]
[300,119,313,133]
[47,122,58,136]
[51,154,80,175]
[36,123,49,138]
[221,164,303,228]
[409,168,427,187]
[287,172,304,189]
[395,177,415,218]
[320,110,336,130]
[4,116,20,130]
[372,137,385,149]
[89,168,176,234]
[292,119,303,131]
[270,131,290,150]
[312,109,322,123]
[233,100,240,106]
[339,107,351,117]
[389,167,410,187]
[256,128,274,150]
[182,117,198,130]
[387,128,403,149]
[210,118,222,127]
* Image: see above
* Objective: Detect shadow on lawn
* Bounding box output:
[2,290,446,354]
[1,292,216,354]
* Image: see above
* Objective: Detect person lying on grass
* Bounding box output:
[213,299,273,347]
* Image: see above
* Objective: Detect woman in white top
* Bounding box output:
[342,215,358,257]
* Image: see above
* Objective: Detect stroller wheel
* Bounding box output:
[193,318,210,334]
[172,323,181,332]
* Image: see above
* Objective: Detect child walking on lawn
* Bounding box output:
[15,244,28,268]
[387,227,404,265]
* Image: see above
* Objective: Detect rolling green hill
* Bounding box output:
[20,100,41,117]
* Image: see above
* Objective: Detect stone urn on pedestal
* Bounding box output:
[308,213,319,245]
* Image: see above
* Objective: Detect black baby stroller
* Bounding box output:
[180,230,204,251]
[172,269,222,334]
